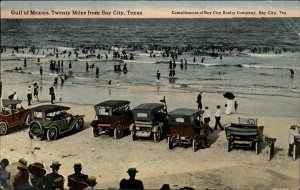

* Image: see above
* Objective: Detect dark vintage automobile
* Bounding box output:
[225,117,264,154]
[0,99,31,136]
[130,103,167,142]
[167,108,208,152]
[28,105,84,141]
[91,100,134,139]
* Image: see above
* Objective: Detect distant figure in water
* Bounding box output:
[37,57,40,63]
[24,58,27,67]
[86,62,89,72]
[96,66,99,76]
[156,70,161,81]
[193,57,196,63]
[290,69,294,78]
[69,62,72,73]
[60,77,64,85]
[201,57,205,63]
[108,80,111,85]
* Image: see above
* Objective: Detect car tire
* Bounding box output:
[168,137,173,150]
[227,140,231,152]
[93,127,100,137]
[153,127,162,143]
[114,123,123,139]
[47,127,58,141]
[192,139,197,152]
[293,144,297,161]
[255,142,259,155]
[131,130,137,141]
[75,118,84,131]
[29,121,43,138]
[0,121,8,136]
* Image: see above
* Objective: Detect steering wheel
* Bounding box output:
[247,119,256,125]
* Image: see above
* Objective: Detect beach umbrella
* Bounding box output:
[223,92,235,100]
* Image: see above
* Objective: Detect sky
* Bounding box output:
[1,1,300,18]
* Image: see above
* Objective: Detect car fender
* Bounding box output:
[90,120,98,128]
[69,115,85,129]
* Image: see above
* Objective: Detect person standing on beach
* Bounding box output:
[196,92,202,110]
[288,126,299,157]
[0,158,11,189]
[24,58,27,67]
[234,101,238,113]
[40,66,43,76]
[156,70,161,81]
[203,106,213,133]
[33,83,39,102]
[45,161,64,190]
[290,69,294,78]
[214,105,224,131]
[27,86,32,106]
[86,62,89,72]
[49,85,55,104]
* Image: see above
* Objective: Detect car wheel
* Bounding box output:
[131,130,137,141]
[93,127,100,137]
[29,121,43,138]
[114,123,123,139]
[75,118,84,131]
[0,122,8,136]
[153,127,161,142]
[255,142,259,155]
[227,140,231,152]
[168,137,173,150]
[293,144,297,161]
[192,139,197,152]
[47,127,58,141]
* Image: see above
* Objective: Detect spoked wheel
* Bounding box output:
[114,123,124,139]
[255,142,259,155]
[227,140,231,152]
[192,139,197,152]
[47,127,58,141]
[131,130,137,141]
[93,127,101,137]
[168,137,173,150]
[153,127,162,143]
[0,122,8,136]
[268,147,272,161]
[75,118,84,131]
[293,144,297,161]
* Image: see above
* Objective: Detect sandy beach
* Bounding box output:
[1,84,299,189]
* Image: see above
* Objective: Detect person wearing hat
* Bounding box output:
[288,125,300,157]
[119,168,144,190]
[45,161,64,190]
[67,163,88,189]
[203,106,213,133]
[12,158,31,190]
[214,105,224,131]
[28,162,46,190]
[0,158,11,189]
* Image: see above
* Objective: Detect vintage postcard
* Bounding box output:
[0,1,299,189]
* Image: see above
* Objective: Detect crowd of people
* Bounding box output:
[0,158,198,190]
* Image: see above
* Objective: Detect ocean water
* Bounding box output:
[0,18,300,117]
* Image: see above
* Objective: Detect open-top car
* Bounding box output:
[28,105,84,141]
[91,100,134,139]
[130,103,167,142]
[0,99,30,136]
[167,108,208,152]
[225,117,264,154]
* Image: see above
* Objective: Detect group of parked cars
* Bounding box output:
[1,99,299,158]
[0,98,210,151]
